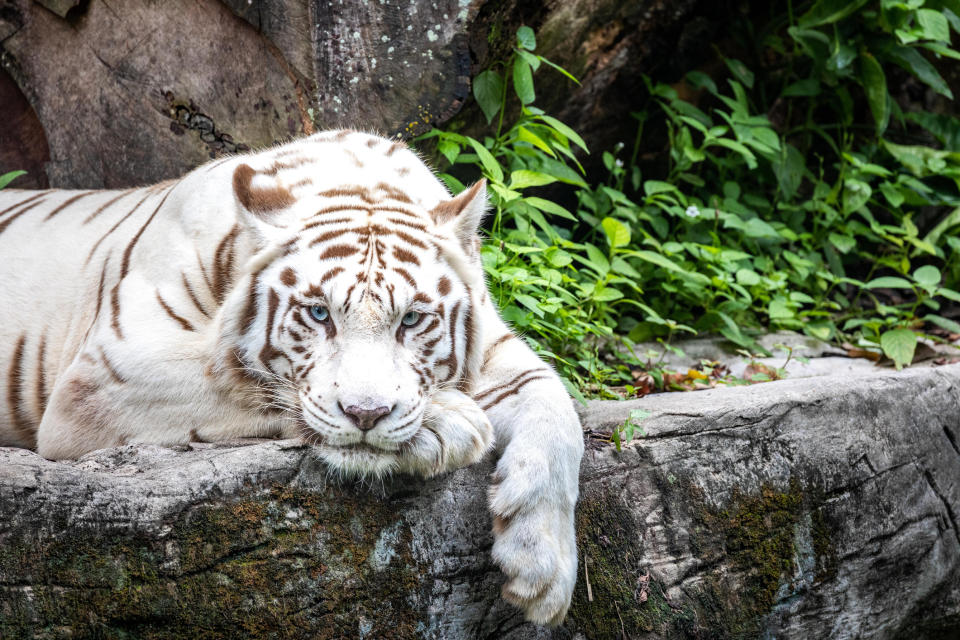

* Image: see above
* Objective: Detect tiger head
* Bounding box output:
[212,138,488,477]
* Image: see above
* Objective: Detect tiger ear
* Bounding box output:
[232,163,295,222]
[430,179,487,251]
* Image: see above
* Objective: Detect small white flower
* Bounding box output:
[614,158,624,168]
[615,142,625,152]
[685,205,701,218]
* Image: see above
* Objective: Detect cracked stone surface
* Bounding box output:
[2,365,960,638]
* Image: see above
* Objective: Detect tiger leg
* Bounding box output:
[396,388,494,477]
[34,357,127,460]
[476,336,584,626]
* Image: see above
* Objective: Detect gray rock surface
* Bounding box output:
[2,365,960,639]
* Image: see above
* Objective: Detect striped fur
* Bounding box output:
[0,130,583,625]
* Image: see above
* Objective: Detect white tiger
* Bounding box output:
[0,130,584,625]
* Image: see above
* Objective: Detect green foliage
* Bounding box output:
[421,7,960,395]
[0,170,25,190]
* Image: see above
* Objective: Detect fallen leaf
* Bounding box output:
[743,362,780,382]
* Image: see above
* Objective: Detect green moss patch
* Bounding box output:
[568,475,836,640]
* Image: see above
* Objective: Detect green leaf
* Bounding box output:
[525,196,576,221]
[917,8,951,42]
[880,328,917,369]
[627,250,712,285]
[515,126,556,157]
[866,276,915,288]
[473,70,504,125]
[859,52,890,134]
[592,286,624,302]
[537,56,581,84]
[464,138,504,183]
[925,314,960,334]
[842,178,872,213]
[923,206,960,247]
[782,77,821,97]
[724,58,755,89]
[584,243,610,275]
[601,217,631,248]
[829,232,857,253]
[799,0,870,27]
[536,114,589,152]
[913,264,941,287]
[509,170,558,190]
[905,111,960,150]
[0,170,26,190]
[736,268,761,286]
[883,44,954,98]
[516,26,536,51]
[768,297,794,319]
[643,180,678,196]
[709,138,758,169]
[512,56,535,105]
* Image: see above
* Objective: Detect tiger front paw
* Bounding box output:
[397,389,494,477]
[490,472,577,626]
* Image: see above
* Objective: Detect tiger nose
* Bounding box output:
[340,403,393,431]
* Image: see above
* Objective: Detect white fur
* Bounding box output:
[0,130,584,625]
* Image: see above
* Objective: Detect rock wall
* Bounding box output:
[2,364,960,638]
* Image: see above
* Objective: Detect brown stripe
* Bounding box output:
[120,188,175,279]
[309,227,355,246]
[92,256,110,323]
[483,334,515,365]
[110,284,124,340]
[99,346,126,384]
[34,334,47,417]
[392,246,420,265]
[82,188,137,224]
[319,244,360,260]
[373,205,421,218]
[6,334,36,446]
[394,230,428,249]
[44,191,97,221]
[375,182,413,203]
[385,217,429,232]
[85,189,156,265]
[155,290,196,332]
[211,224,241,305]
[0,198,48,235]
[240,271,261,335]
[317,187,377,204]
[196,251,214,294]
[320,266,345,284]
[475,369,547,402]
[386,283,396,310]
[0,191,47,216]
[258,288,282,364]
[182,273,211,318]
[480,375,550,411]
[460,299,477,392]
[393,267,416,288]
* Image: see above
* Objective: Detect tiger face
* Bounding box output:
[217,158,488,477]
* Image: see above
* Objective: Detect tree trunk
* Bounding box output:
[0,0,721,189]
[3,364,959,639]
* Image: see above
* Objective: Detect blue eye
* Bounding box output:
[309,305,329,322]
[401,310,421,327]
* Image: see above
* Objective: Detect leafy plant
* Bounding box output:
[421,6,960,396]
